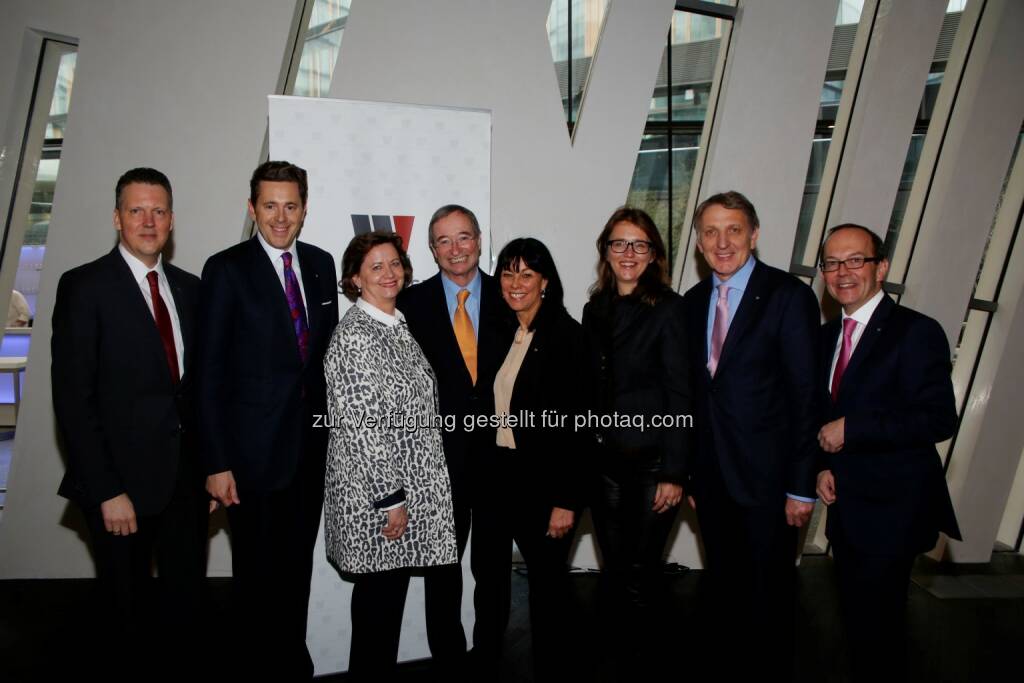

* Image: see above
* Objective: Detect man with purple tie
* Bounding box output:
[199,161,339,678]
[816,224,960,680]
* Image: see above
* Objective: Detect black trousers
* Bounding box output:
[470,446,576,682]
[418,454,471,675]
[590,448,678,677]
[694,462,799,678]
[81,460,207,674]
[226,449,325,679]
[831,535,916,682]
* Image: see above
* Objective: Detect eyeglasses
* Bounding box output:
[432,234,477,250]
[819,256,883,272]
[606,239,653,255]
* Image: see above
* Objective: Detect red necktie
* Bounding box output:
[830,317,857,402]
[146,271,180,384]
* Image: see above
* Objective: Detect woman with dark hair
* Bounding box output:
[322,231,457,678]
[582,207,691,673]
[473,237,589,681]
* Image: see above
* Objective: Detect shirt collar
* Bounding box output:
[711,255,756,293]
[842,288,886,327]
[255,230,299,264]
[356,296,405,327]
[441,268,481,299]
[118,242,166,284]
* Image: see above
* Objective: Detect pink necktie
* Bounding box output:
[831,318,857,402]
[708,284,729,377]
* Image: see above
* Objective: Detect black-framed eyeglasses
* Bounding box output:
[606,239,652,255]
[819,256,883,272]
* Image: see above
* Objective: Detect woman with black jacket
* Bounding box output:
[582,207,692,674]
[474,237,589,682]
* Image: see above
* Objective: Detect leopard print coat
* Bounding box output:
[323,302,457,573]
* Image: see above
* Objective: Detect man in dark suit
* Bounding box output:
[816,224,961,680]
[396,205,509,676]
[53,167,206,671]
[199,161,338,678]
[681,190,820,676]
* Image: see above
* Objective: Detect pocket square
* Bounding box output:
[322,300,332,305]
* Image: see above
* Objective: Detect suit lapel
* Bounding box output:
[297,241,322,347]
[245,237,299,359]
[714,260,767,378]
[164,267,192,374]
[107,249,175,386]
[837,295,895,399]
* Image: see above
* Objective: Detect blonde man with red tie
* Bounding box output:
[53,168,206,674]
[817,224,961,681]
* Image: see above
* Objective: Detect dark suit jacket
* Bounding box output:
[505,304,591,511]
[581,289,691,483]
[54,247,200,515]
[197,237,338,491]
[396,270,508,486]
[820,295,961,556]
[681,260,820,506]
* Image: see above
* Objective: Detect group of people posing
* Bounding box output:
[53,160,961,682]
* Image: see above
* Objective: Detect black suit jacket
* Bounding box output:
[197,237,338,491]
[820,295,961,556]
[396,271,508,484]
[581,290,691,483]
[54,248,200,515]
[505,305,591,511]
[681,260,820,506]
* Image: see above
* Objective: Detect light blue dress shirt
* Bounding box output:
[440,270,481,339]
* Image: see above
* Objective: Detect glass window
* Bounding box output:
[625,8,733,269]
[0,40,77,508]
[789,3,865,266]
[546,0,610,127]
[884,5,964,255]
[292,0,352,97]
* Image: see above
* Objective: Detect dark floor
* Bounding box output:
[1,554,1021,681]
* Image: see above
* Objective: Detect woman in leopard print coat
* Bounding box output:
[323,232,457,676]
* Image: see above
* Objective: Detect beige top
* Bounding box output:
[494,327,535,449]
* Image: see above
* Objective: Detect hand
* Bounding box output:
[101,493,137,536]
[816,470,837,505]
[382,506,408,540]
[546,507,575,539]
[818,417,845,453]
[652,482,683,514]
[206,471,240,508]
[785,498,814,527]
[687,495,696,510]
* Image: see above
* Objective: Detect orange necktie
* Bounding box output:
[454,289,477,384]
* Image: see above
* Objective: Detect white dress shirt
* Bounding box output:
[118,243,185,379]
[828,288,886,389]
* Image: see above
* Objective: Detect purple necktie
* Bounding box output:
[708,284,730,377]
[831,318,857,402]
[282,252,310,364]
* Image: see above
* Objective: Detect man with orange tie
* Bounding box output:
[397,204,509,676]
[53,168,206,673]
[816,224,960,680]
